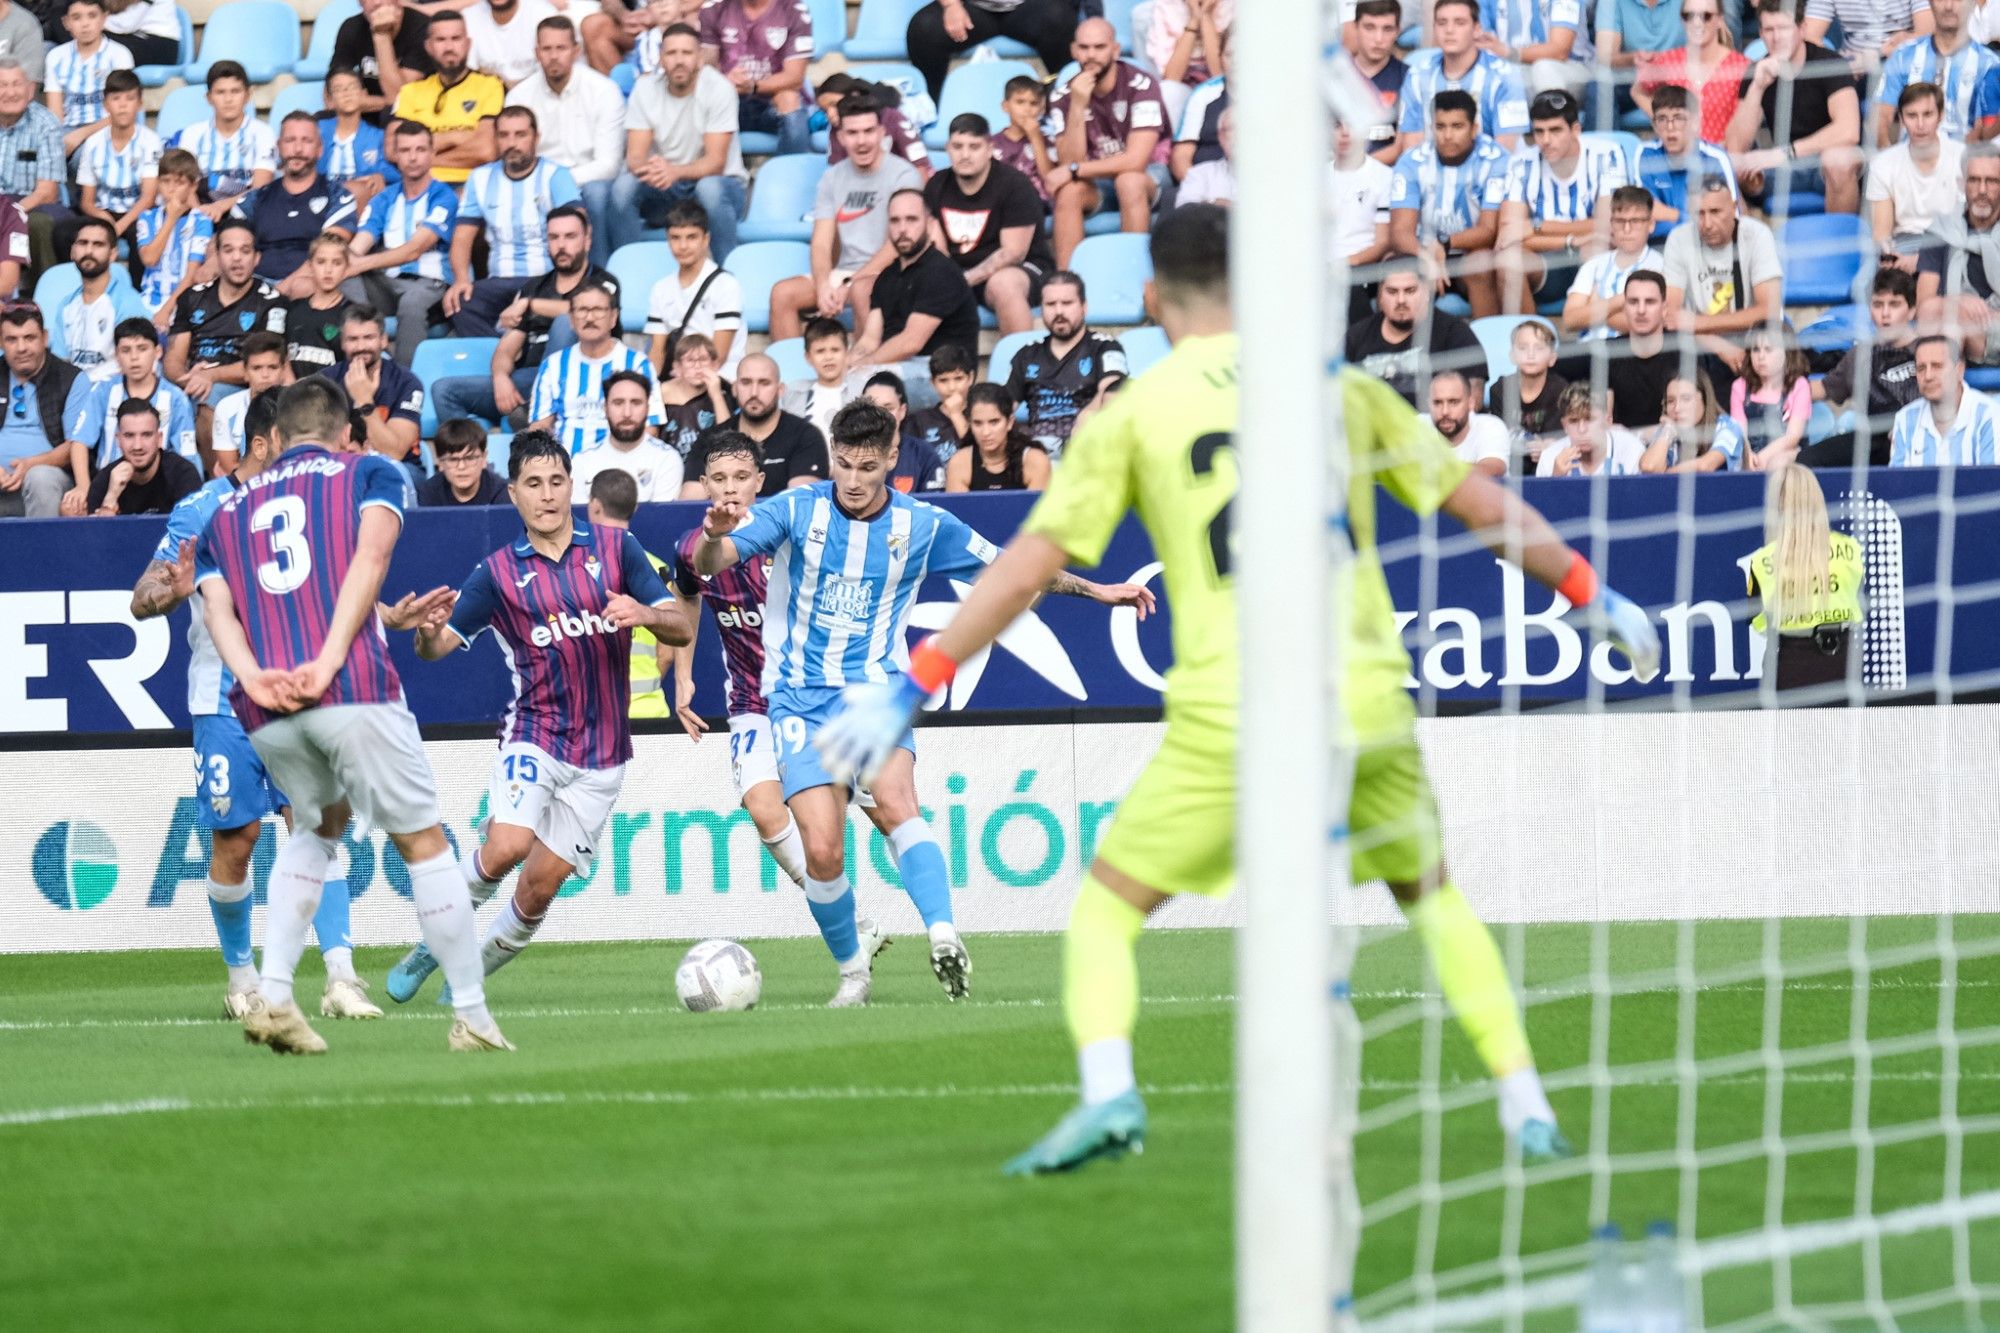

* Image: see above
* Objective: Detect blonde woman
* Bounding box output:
[1640,370,1751,472]
[1746,463,1865,693]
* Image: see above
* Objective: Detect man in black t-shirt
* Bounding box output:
[1004,271,1127,456]
[924,113,1055,335]
[1585,269,1680,430]
[850,189,981,395]
[1343,258,1489,407]
[678,352,828,498]
[83,399,199,516]
[332,0,434,116]
[240,114,360,296]
[1724,0,1863,214]
[165,219,288,463]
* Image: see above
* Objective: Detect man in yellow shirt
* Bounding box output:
[391,11,503,184]
[817,204,1663,1175]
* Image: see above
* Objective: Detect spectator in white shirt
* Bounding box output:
[1176,107,1235,207]
[467,0,557,87]
[1425,368,1511,474]
[1327,119,1393,272]
[644,198,743,379]
[1539,381,1648,475]
[1496,88,1627,314]
[571,368,686,500]
[508,17,631,258]
[1662,177,1784,376]
[1562,185,1666,340]
[1868,81,1965,273]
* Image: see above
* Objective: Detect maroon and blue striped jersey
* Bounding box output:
[674,525,770,718]
[192,445,411,732]
[447,523,675,770]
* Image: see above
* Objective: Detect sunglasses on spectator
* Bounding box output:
[9,384,25,420]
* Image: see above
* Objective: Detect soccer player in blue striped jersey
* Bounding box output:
[692,400,1154,1005]
[1397,0,1531,156]
[167,62,277,211]
[75,69,159,236]
[131,386,450,1022]
[1496,89,1629,313]
[444,105,581,337]
[529,282,662,454]
[46,0,133,154]
[193,377,504,1055]
[383,431,691,1005]
[1388,90,1510,319]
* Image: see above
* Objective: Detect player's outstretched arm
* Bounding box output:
[1043,568,1157,617]
[379,585,456,633]
[1439,471,1662,682]
[131,537,197,619]
[603,594,694,647]
[294,506,404,704]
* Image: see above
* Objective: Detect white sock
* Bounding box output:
[464,844,503,906]
[928,921,960,948]
[1078,1037,1137,1107]
[480,897,544,976]
[321,946,358,983]
[258,834,337,1008]
[1497,1067,1557,1138]
[407,848,487,1014]
[761,815,807,887]
[226,962,258,988]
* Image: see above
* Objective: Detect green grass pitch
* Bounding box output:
[2,921,1995,1331]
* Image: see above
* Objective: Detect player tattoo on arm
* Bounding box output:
[1042,570,1158,616]
[130,539,198,619]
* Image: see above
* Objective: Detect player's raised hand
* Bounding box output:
[381,585,456,631]
[1090,581,1157,620]
[1588,587,1662,684]
[702,498,744,540]
[171,539,198,601]
[602,593,648,629]
[817,681,925,789]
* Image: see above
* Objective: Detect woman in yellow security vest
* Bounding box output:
[1746,464,1864,694]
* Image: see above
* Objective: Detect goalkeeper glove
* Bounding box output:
[815,637,958,787]
[1558,553,1662,684]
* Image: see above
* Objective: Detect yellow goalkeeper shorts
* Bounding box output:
[1091,710,1443,899]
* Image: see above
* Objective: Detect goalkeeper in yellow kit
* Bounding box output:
[816,205,1661,1174]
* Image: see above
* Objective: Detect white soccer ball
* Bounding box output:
[675,939,762,1013]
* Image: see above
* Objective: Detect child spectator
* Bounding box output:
[1147,0,1234,128]
[1642,370,1750,472]
[992,75,1056,207]
[862,370,946,492]
[318,67,396,212]
[1486,319,1569,473]
[1730,325,1812,467]
[1805,269,1917,469]
[418,418,511,506]
[1541,382,1646,476]
[906,342,973,458]
[211,332,288,473]
[74,68,158,241]
[657,332,735,457]
[46,0,133,156]
[946,381,1050,490]
[783,316,863,439]
[135,149,213,321]
[285,232,364,380]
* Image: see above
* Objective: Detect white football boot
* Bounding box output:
[241,994,329,1055]
[447,1018,515,1052]
[929,924,971,1001]
[321,977,384,1020]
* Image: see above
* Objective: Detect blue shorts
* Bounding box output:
[769,685,915,802]
[192,714,289,831]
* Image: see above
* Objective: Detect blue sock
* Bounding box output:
[890,818,953,929]
[313,876,352,953]
[804,873,860,963]
[206,876,254,968]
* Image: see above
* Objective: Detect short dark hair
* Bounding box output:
[213,217,258,250]
[1149,204,1228,302]
[274,378,351,448]
[588,468,639,520]
[1041,270,1086,303]
[426,8,467,28]
[1755,0,1805,16]
[1623,268,1667,299]
[535,14,576,38]
[1900,81,1945,116]
[697,427,760,470]
[604,368,652,398]
[1003,75,1046,102]
[1431,89,1478,124]
[496,104,537,134]
[836,94,880,124]
[243,388,281,451]
[1432,0,1479,20]
[1872,267,1917,304]
[279,110,321,134]
[391,117,432,142]
[115,397,160,427]
[434,418,487,457]
[102,69,140,98]
[1530,89,1579,125]
[1609,184,1655,215]
[341,304,385,332]
[113,316,157,346]
[508,428,571,479]
[864,370,908,405]
[0,304,44,331]
[1650,84,1690,115]
[660,21,700,42]
[67,0,107,12]
[566,280,616,308]
[206,60,248,89]
[1353,0,1402,18]
[70,215,115,249]
[828,399,899,452]
[928,343,976,378]
[155,147,201,183]
[889,186,929,214]
[663,199,709,233]
[947,112,991,138]
[547,202,591,232]
[241,331,286,363]
[804,317,849,347]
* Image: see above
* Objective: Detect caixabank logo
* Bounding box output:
[32,820,120,910]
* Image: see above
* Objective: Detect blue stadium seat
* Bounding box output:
[1469,314,1557,381]
[987,330,1038,384]
[1069,233,1151,325]
[269,81,325,123]
[606,242,674,335]
[724,240,812,333]
[810,0,847,56]
[136,6,195,87]
[1968,366,2000,392]
[844,0,920,60]
[926,60,1038,148]
[843,61,927,104]
[739,154,828,243]
[294,0,360,82]
[412,337,500,439]
[1779,213,1869,306]
[1587,129,1642,175]
[1120,324,1170,376]
[1763,187,1827,222]
[610,62,638,95]
[1105,0,1138,51]
[764,336,810,383]
[183,1,302,85]
[486,431,510,472]
[155,83,222,140]
[1797,303,1868,353]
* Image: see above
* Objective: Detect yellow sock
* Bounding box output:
[1405,882,1534,1078]
[1062,876,1146,1050]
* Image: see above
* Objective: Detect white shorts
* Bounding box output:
[727,713,780,799]
[486,742,624,877]
[249,702,440,836]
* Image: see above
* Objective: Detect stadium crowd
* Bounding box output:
[0,0,1995,519]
